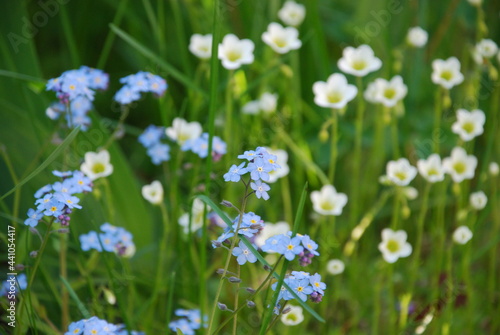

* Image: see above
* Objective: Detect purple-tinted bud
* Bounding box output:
[30,250,38,258]
[220,200,233,208]
[228,277,241,283]
[246,287,256,294]
[310,292,323,303]
[217,302,228,311]
[298,251,305,257]
[247,301,256,308]
[58,215,65,220]
[15,264,25,271]
[65,208,72,214]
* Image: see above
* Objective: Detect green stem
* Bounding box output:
[328,108,339,182]
[350,77,364,224]
[391,187,402,230]
[489,176,499,332]
[390,108,400,159]
[232,264,240,335]
[433,88,443,153]
[224,70,235,165]
[60,234,69,330]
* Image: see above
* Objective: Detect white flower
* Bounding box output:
[442,147,477,183]
[386,158,418,186]
[310,185,348,216]
[470,191,487,210]
[326,259,345,275]
[406,27,428,48]
[141,180,164,205]
[189,34,213,59]
[80,150,113,181]
[403,187,419,200]
[489,162,499,176]
[259,92,278,113]
[467,0,482,6]
[451,109,485,142]
[431,57,464,89]
[453,226,473,245]
[378,228,412,263]
[417,154,445,183]
[278,1,306,27]
[363,80,380,103]
[474,39,498,63]
[165,117,202,145]
[280,305,304,326]
[255,221,290,248]
[262,22,301,54]
[178,198,208,234]
[338,45,382,77]
[312,73,358,109]
[218,34,254,70]
[242,100,261,115]
[264,148,289,183]
[373,75,408,107]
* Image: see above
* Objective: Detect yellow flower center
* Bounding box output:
[352,60,367,71]
[394,171,407,181]
[427,168,438,176]
[296,286,304,292]
[287,244,294,250]
[257,167,263,172]
[327,91,343,104]
[92,162,106,174]
[286,313,298,322]
[383,88,396,99]
[453,162,466,174]
[320,201,334,211]
[227,50,242,62]
[386,239,400,253]
[69,84,76,90]
[440,70,453,81]
[462,122,475,134]
[273,36,287,48]
[51,206,57,212]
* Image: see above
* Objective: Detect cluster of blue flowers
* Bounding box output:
[223,147,280,200]
[181,133,227,160]
[262,233,319,266]
[138,124,170,165]
[114,71,167,105]
[212,211,264,249]
[24,170,93,228]
[46,66,109,131]
[79,223,135,257]
[0,274,27,298]
[272,271,326,305]
[168,309,206,335]
[65,316,144,335]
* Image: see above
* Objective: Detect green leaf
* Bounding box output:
[0,126,80,201]
[110,24,207,97]
[60,276,91,319]
[176,329,185,335]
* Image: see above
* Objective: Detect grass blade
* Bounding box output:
[0,126,80,201]
[60,276,91,319]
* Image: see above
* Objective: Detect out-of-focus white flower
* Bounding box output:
[278,1,306,27]
[310,185,348,216]
[431,57,464,89]
[312,73,358,109]
[255,221,290,248]
[326,259,345,275]
[178,198,208,234]
[242,100,261,115]
[453,226,473,245]
[451,109,485,142]
[264,148,289,183]
[165,118,202,145]
[489,162,499,176]
[443,147,477,183]
[189,34,213,59]
[218,34,254,70]
[259,92,278,113]
[386,158,418,186]
[142,180,164,205]
[364,80,379,103]
[417,154,445,183]
[403,187,419,200]
[338,45,382,77]
[378,228,412,263]
[406,27,428,48]
[262,23,301,54]
[373,75,408,107]
[280,305,304,326]
[470,191,487,210]
[473,39,498,65]
[80,150,113,181]
[467,0,482,6]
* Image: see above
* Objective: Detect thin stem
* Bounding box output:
[232,264,240,335]
[433,88,443,153]
[390,108,400,159]
[350,77,364,224]
[102,106,130,150]
[224,70,234,165]
[60,234,69,329]
[328,108,339,182]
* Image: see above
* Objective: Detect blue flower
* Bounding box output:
[212,230,234,248]
[147,143,170,165]
[301,235,320,256]
[99,232,118,252]
[237,150,258,160]
[55,193,82,209]
[250,180,271,200]
[271,278,294,301]
[247,157,273,181]
[24,208,43,227]
[35,193,53,209]
[232,241,258,265]
[42,199,65,217]
[83,317,108,334]
[52,170,73,178]
[80,231,102,252]
[261,234,287,254]
[281,235,304,261]
[138,125,165,148]
[65,320,84,335]
[223,162,248,182]
[52,179,77,195]
[309,273,326,295]
[70,171,93,193]
[169,319,195,335]
[114,85,141,105]
[288,277,313,301]
[34,184,52,198]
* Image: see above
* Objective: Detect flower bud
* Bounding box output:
[228,276,241,283]
[246,300,256,308]
[217,302,228,311]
